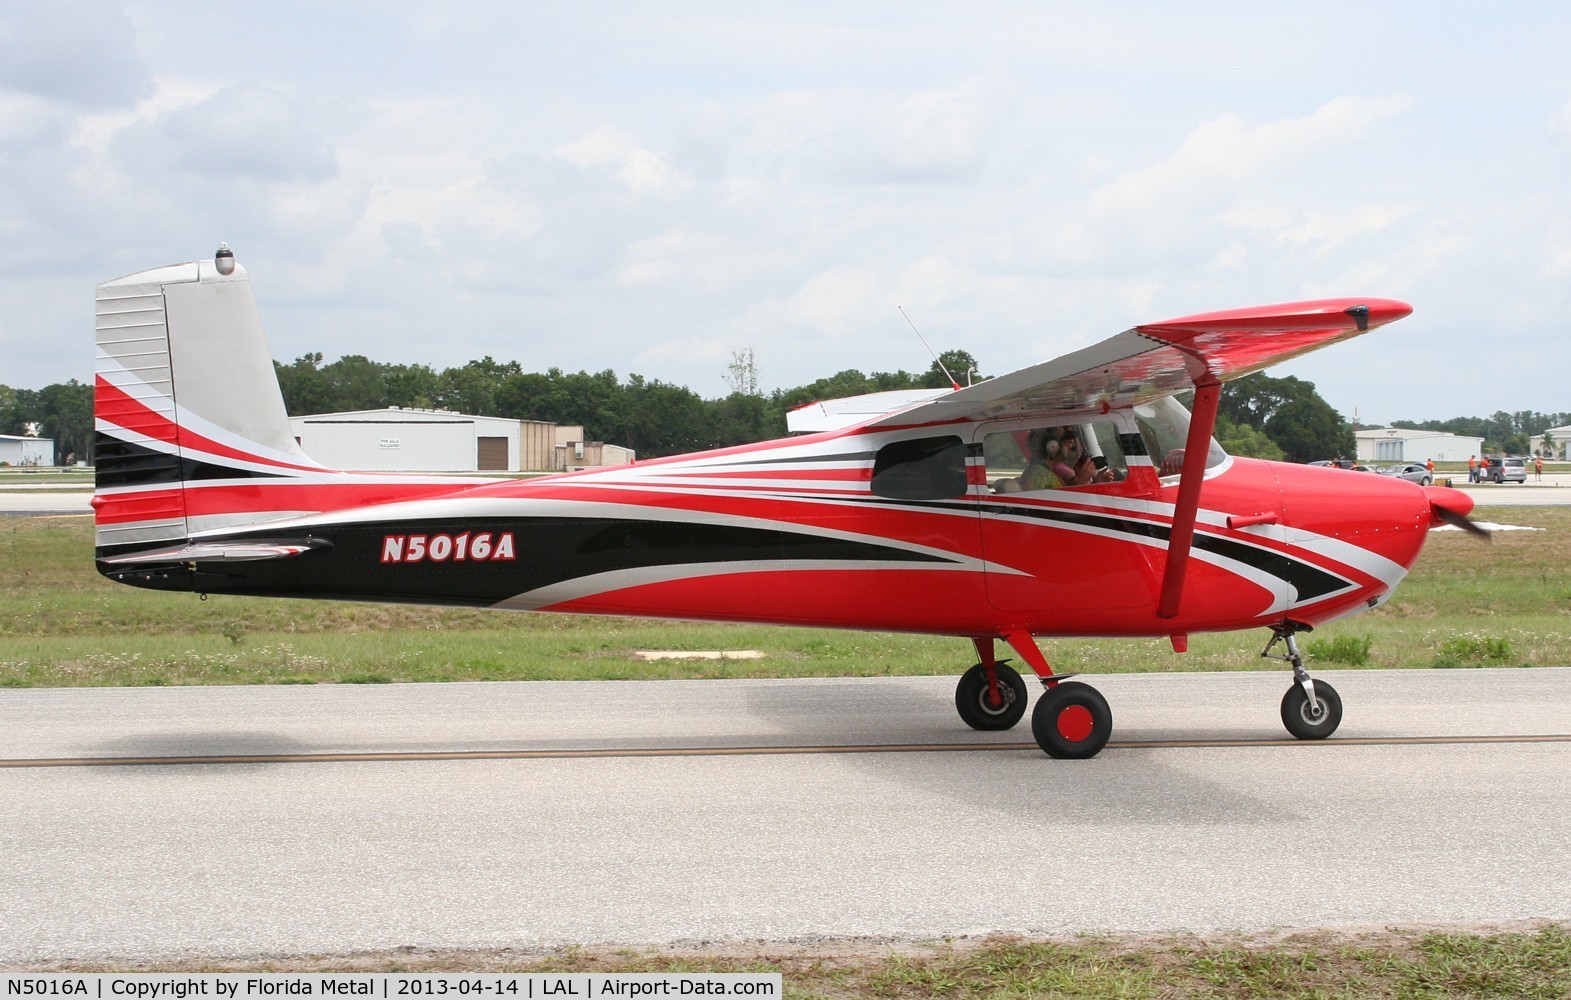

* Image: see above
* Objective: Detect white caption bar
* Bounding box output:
[2,975,782,1000]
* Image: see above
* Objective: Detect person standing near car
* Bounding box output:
[1536,455,1544,480]
[1426,458,1434,475]
[1468,455,1478,482]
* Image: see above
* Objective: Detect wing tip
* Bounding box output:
[1139,297,1413,337]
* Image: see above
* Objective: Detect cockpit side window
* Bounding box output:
[981,420,1129,493]
[871,435,968,500]
[1133,396,1228,479]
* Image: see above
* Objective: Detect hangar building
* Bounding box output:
[1355,427,1483,464]
[0,433,54,467]
[1537,424,1571,460]
[287,408,634,473]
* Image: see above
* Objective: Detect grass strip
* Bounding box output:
[4,510,1570,686]
[18,927,1571,998]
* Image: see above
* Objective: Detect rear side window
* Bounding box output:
[871,436,968,500]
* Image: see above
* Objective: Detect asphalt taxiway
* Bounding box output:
[2,669,1568,964]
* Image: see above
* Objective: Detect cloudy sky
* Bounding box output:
[3,2,1569,423]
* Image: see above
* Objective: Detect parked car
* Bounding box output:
[1308,459,1354,469]
[1382,462,1433,486]
[1484,456,1527,484]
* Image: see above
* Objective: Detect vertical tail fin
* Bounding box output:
[94,253,324,554]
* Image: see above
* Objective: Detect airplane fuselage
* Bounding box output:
[97,418,1435,643]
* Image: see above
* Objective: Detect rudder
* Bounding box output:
[93,251,324,556]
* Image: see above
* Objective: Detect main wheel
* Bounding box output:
[1030,681,1112,759]
[955,663,1029,730]
[1280,680,1342,740]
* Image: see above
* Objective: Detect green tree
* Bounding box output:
[37,380,92,464]
[1265,394,1354,463]
[708,392,777,448]
[274,353,333,415]
[621,375,710,454]
[1221,373,1354,463]
[436,356,521,416]
[923,349,981,389]
[384,362,441,409]
[774,369,880,410]
[1214,415,1285,461]
[318,355,389,411]
[0,384,29,438]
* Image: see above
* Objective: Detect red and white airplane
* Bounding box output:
[92,247,1478,758]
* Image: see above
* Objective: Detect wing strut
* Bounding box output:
[1157,378,1221,619]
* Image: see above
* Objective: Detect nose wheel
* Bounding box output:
[1281,680,1342,739]
[1263,623,1343,740]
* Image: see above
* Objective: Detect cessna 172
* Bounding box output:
[92,248,1479,759]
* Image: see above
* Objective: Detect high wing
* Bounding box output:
[846,296,1411,623]
[865,297,1412,427]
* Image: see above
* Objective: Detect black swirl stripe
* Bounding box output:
[94,433,288,489]
[796,494,1351,604]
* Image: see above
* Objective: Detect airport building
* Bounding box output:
[0,433,54,467]
[1537,424,1571,460]
[1355,427,1483,464]
[287,408,634,473]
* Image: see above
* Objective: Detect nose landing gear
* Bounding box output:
[1262,622,1343,740]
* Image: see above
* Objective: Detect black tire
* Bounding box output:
[955,662,1029,730]
[1030,681,1112,759]
[1280,680,1343,740]
[1421,477,1431,487]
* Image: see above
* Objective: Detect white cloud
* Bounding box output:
[1088,96,1413,221]
[841,78,1009,182]
[117,82,337,182]
[0,0,151,108]
[1224,201,1417,253]
[5,3,1571,422]
[553,126,692,199]
[784,265,882,338]
[1551,96,1571,146]
[618,228,732,286]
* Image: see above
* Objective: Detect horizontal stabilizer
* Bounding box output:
[98,538,330,565]
[786,388,952,433]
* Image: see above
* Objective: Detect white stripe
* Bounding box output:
[96,351,325,472]
[492,559,985,612]
[186,493,1006,572]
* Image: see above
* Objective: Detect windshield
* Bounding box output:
[1132,396,1228,478]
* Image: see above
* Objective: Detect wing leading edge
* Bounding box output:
[865,297,1412,428]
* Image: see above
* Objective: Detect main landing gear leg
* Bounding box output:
[1001,631,1112,759]
[954,637,1028,731]
[1262,622,1343,740]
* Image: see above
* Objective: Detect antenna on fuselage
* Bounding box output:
[899,306,961,390]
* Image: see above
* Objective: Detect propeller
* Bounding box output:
[1424,485,1491,540]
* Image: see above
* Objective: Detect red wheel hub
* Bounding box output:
[1056,704,1094,743]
